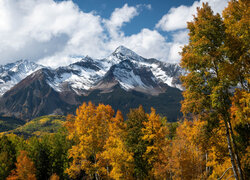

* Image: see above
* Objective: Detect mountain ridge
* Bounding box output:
[0,46,184,121]
[0,46,184,96]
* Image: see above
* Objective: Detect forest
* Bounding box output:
[0,0,249,179]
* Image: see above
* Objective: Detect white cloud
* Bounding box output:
[0,0,162,67]
[0,0,106,66]
[167,30,189,62]
[154,0,229,62]
[0,0,228,67]
[104,4,139,38]
[172,30,189,44]
[117,29,171,62]
[156,0,229,31]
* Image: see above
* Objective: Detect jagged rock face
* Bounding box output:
[0,46,184,121]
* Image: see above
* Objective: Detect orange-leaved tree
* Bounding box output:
[7,150,36,180]
[65,102,115,179]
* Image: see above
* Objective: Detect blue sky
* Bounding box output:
[0,0,229,67]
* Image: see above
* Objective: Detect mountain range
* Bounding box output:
[0,46,184,121]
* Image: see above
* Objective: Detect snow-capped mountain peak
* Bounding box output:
[107,45,144,63]
[0,60,45,95]
[0,46,184,96]
[114,46,139,57]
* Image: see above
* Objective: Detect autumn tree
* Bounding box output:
[180,2,248,179]
[49,173,60,180]
[100,110,134,179]
[7,150,36,180]
[222,1,250,178]
[142,108,169,179]
[223,1,250,177]
[223,0,249,91]
[167,120,206,180]
[65,102,115,179]
[230,89,250,178]
[206,121,234,179]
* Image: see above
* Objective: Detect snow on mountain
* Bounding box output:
[0,46,184,96]
[113,61,147,90]
[105,46,184,90]
[138,61,184,89]
[107,45,145,63]
[46,57,107,94]
[92,59,163,95]
[0,60,45,95]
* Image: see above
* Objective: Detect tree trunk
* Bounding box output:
[94,156,99,180]
[228,120,244,180]
[224,120,239,180]
[107,165,109,180]
[205,152,209,177]
[95,173,99,180]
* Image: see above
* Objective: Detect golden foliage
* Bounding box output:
[65,102,115,179]
[49,173,60,180]
[231,89,250,127]
[65,102,134,179]
[142,108,169,178]
[167,120,206,180]
[100,111,134,179]
[7,151,36,180]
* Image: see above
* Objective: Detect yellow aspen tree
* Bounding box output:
[230,89,250,178]
[142,108,169,179]
[65,102,114,179]
[180,2,248,179]
[100,110,134,179]
[223,0,250,91]
[168,120,205,180]
[207,121,234,180]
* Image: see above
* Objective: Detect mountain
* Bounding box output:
[0,59,44,95]
[0,68,78,119]
[0,46,184,121]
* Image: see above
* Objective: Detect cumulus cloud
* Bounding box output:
[168,30,189,62]
[126,29,173,62]
[104,4,139,38]
[0,0,229,67]
[154,0,229,62]
[156,0,229,31]
[0,0,106,66]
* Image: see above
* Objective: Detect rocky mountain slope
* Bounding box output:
[0,46,184,121]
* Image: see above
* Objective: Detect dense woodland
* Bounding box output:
[0,0,249,179]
